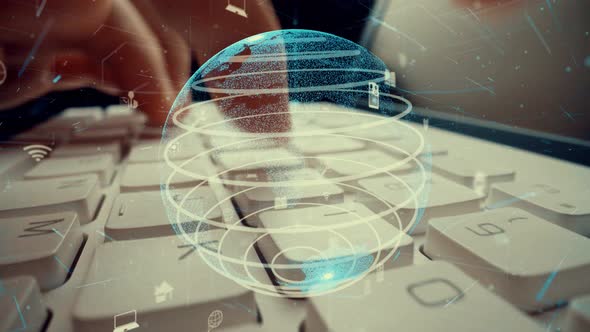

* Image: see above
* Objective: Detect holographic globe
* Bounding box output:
[160,29,429,298]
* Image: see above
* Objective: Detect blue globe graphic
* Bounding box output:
[159,30,430,298]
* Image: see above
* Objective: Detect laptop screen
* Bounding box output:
[367,0,590,141]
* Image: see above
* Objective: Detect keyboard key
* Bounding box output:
[424,207,590,310]
[319,150,414,177]
[304,262,544,332]
[359,173,484,234]
[73,234,259,332]
[128,139,204,163]
[0,148,33,182]
[120,161,208,192]
[51,142,121,161]
[71,127,128,142]
[488,181,590,236]
[0,276,47,332]
[257,203,413,291]
[106,188,232,240]
[429,154,515,192]
[24,154,115,187]
[61,106,104,119]
[0,175,102,223]
[14,130,66,145]
[214,148,303,177]
[233,169,344,226]
[391,139,448,157]
[0,212,83,290]
[563,295,590,332]
[292,136,364,155]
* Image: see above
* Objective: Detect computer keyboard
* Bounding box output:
[1,102,589,332]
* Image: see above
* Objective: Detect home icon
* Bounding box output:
[154,281,174,304]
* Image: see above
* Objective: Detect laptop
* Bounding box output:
[0,1,588,332]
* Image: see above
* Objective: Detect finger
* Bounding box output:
[204,45,290,134]
[147,0,291,134]
[130,0,191,92]
[0,49,118,110]
[83,0,176,126]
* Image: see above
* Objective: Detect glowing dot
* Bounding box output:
[565,66,572,73]
[584,56,590,68]
[322,272,334,280]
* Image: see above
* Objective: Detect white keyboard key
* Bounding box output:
[312,104,373,129]
[359,173,484,234]
[73,234,259,332]
[292,136,364,155]
[488,181,590,235]
[14,130,66,145]
[39,111,99,132]
[214,148,303,177]
[52,142,121,161]
[305,262,544,332]
[391,139,448,157]
[429,154,515,192]
[320,150,414,177]
[106,188,228,240]
[0,175,102,223]
[103,105,147,127]
[257,203,413,289]
[61,106,104,119]
[121,161,209,192]
[563,295,590,332]
[24,153,115,187]
[128,139,204,163]
[0,212,83,290]
[234,170,344,226]
[71,127,128,142]
[424,207,590,310]
[0,148,33,182]
[0,276,47,332]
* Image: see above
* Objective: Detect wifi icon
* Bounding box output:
[23,144,52,162]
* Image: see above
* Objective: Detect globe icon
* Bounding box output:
[160,29,430,298]
[207,310,223,330]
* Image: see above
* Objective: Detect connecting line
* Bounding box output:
[369,16,427,51]
[13,295,27,330]
[96,230,115,242]
[52,228,64,238]
[18,19,53,78]
[525,13,552,55]
[54,256,71,273]
[536,255,568,302]
[544,0,562,32]
[35,0,47,17]
[445,280,478,307]
[465,77,496,96]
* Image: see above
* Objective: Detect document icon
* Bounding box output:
[226,0,248,18]
[368,82,380,110]
[113,310,140,332]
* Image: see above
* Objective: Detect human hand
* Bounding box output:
[0,0,290,132]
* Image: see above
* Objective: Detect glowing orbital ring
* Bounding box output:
[163,133,425,236]
[189,68,389,95]
[170,90,412,139]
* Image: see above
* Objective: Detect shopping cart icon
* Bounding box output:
[113,310,140,332]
